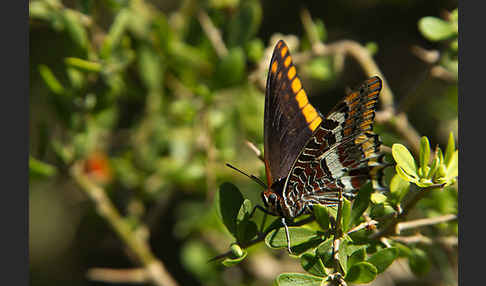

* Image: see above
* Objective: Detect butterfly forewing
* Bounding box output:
[264,40,323,185]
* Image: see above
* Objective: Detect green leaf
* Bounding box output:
[418,17,456,41]
[370,193,387,204]
[236,199,258,243]
[276,273,323,286]
[369,204,395,220]
[445,150,458,182]
[316,238,334,266]
[101,9,131,58]
[365,42,379,55]
[389,174,410,205]
[222,249,248,266]
[341,197,352,232]
[265,226,322,254]
[138,44,164,90]
[419,137,431,171]
[29,156,57,179]
[338,240,348,273]
[348,247,367,270]
[444,132,456,165]
[350,184,372,225]
[408,248,430,276]
[245,38,264,63]
[345,262,377,284]
[62,9,88,50]
[304,57,333,81]
[214,48,246,88]
[392,144,418,179]
[367,247,398,274]
[38,65,65,95]
[313,205,330,231]
[216,182,244,237]
[226,0,262,47]
[65,57,102,72]
[301,253,327,277]
[29,1,51,20]
[393,243,412,258]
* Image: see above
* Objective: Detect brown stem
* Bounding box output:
[197,10,228,58]
[71,162,179,286]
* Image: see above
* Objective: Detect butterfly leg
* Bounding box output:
[281,217,293,254]
[250,205,274,233]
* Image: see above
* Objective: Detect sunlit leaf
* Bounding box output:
[276,273,323,286]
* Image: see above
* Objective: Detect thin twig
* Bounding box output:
[347,219,378,234]
[197,10,228,58]
[300,9,320,46]
[390,234,458,246]
[86,268,148,284]
[398,214,457,232]
[71,162,179,286]
[245,140,264,162]
[369,183,446,240]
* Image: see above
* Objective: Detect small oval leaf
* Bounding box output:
[444,132,456,165]
[348,248,366,269]
[350,183,372,225]
[276,273,323,286]
[341,198,352,232]
[392,144,418,178]
[367,247,398,274]
[265,226,320,249]
[419,137,431,170]
[418,17,456,41]
[301,253,327,277]
[408,248,430,276]
[345,262,377,284]
[216,182,244,237]
[389,174,410,205]
[313,205,330,231]
[222,250,248,267]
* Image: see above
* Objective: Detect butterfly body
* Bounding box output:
[261,40,386,220]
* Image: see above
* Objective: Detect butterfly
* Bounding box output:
[229,40,386,253]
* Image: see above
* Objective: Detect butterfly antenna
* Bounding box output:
[226,163,268,189]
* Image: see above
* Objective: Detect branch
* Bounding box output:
[86,268,148,284]
[197,10,228,58]
[369,183,446,240]
[390,234,457,246]
[71,162,179,286]
[245,140,264,163]
[398,214,457,232]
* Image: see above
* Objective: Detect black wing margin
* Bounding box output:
[263,40,323,184]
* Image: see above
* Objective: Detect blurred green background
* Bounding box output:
[29,0,457,285]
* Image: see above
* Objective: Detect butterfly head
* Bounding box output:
[261,177,287,216]
[261,190,280,215]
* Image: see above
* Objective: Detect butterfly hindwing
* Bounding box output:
[282,77,386,212]
[264,40,323,185]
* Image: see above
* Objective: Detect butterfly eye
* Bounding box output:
[269,193,277,203]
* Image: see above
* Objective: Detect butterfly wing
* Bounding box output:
[282,76,386,214]
[263,40,323,186]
